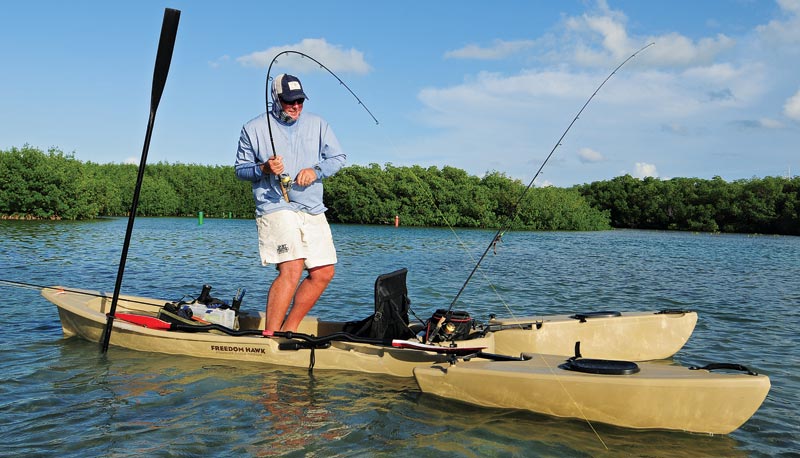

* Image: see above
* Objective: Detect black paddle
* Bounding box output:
[100,8,181,353]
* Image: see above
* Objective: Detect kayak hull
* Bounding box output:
[413,355,770,434]
[48,287,452,377]
[490,310,697,361]
[45,286,696,376]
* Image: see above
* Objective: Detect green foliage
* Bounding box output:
[578,174,800,235]
[0,146,252,220]
[324,163,609,230]
[3,146,796,235]
[0,145,98,219]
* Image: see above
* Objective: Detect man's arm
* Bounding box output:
[314,124,346,179]
[234,126,265,182]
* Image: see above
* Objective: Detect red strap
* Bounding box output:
[115,313,173,330]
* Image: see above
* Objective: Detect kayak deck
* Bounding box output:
[413,354,770,434]
[44,286,696,376]
[46,286,456,377]
[489,310,697,361]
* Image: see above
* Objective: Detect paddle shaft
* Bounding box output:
[100,8,180,353]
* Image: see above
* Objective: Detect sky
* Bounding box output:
[1,0,798,187]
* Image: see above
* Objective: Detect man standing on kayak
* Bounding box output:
[235,74,346,333]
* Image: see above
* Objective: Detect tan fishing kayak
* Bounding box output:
[488,310,696,361]
[44,286,697,377]
[413,354,770,434]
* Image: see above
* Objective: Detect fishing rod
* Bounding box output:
[263,50,379,201]
[0,279,201,308]
[443,42,655,316]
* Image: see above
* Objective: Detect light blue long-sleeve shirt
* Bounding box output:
[234,111,346,216]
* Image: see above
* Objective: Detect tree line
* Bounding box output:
[577,174,799,235]
[1,146,798,235]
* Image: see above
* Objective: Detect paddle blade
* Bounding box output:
[150,8,180,112]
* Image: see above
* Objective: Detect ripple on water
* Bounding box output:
[1,221,798,457]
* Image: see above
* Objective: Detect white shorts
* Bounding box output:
[256,211,337,269]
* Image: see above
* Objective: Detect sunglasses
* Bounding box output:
[280,98,305,106]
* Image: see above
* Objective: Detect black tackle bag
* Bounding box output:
[424,309,473,343]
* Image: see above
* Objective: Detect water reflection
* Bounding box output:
[253,372,350,456]
[402,393,747,458]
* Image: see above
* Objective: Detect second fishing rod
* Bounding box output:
[441,43,655,319]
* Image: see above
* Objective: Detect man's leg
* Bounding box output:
[281,264,335,332]
[265,259,305,332]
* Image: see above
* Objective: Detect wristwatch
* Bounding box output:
[313,164,323,178]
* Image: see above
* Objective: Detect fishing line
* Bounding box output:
[445,42,655,315]
[477,44,654,451]
[353,131,520,327]
[257,51,503,325]
[0,279,179,308]
[394,169,519,320]
[263,50,379,201]
[260,50,515,321]
[407,40,654,448]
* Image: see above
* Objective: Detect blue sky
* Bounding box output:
[2,0,798,186]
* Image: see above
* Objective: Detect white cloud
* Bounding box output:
[578,147,604,163]
[757,0,800,45]
[417,69,599,124]
[124,156,138,165]
[445,39,536,60]
[784,89,800,120]
[682,62,738,82]
[643,33,735,67]
[633,162,659,179]
[236,38,372,74]
[417,57,758,135]
[564,3,734,68]
[407,1,797,184]
[779,0,800,12]
[583,12,634,59]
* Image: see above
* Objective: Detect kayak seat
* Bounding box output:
[342,268,417,342]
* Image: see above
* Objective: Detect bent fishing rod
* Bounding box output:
[444,42,655,315]
[263,50,379,201]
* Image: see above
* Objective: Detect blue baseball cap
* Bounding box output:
[275,74,308,102]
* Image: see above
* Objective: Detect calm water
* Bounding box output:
[1,218,798,457]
